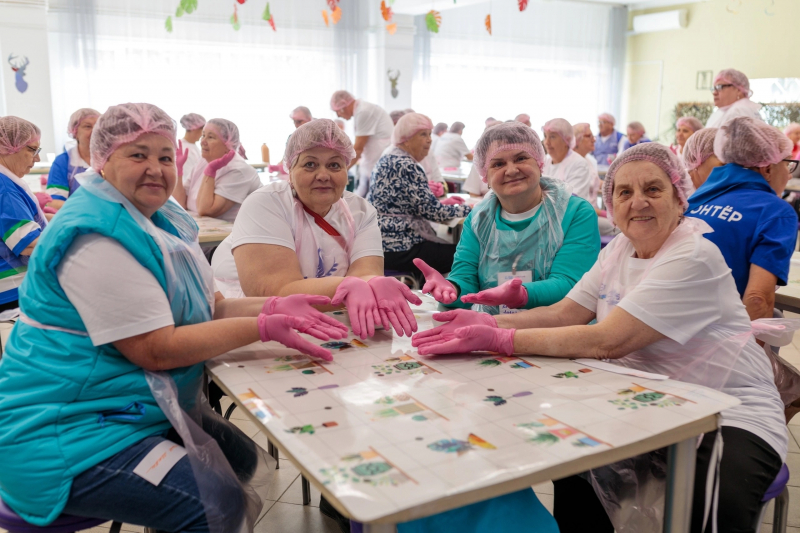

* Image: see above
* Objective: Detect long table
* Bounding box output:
[206,294,738,532]
[190,214,233,247]
[775,252,800,313]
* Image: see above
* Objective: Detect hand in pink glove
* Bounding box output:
[262,294,348,340]
[416,324,515,357]
[460,278,528,309]
[368,277,423,337]
[33,192,52,210]
[204,150,236,178]
[428,181,445,197]
[440,196,465,206]
[413,258,458,304]
[258,313,334,361]
[412,309,497,349]
[176,140,189,178]
[331,277,381,339]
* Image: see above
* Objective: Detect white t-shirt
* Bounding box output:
[567,231,788,460]
[183,152,262,223]
[56,234,176,346]
[434,132,470,168]
[211,181,383,297]
[543,150,595,203]
[381,145,443,184]
[462,164,489,196]
[706,98,763,129]
[354,100,394,180]
[500,203,541,222]
[183,142,202,181]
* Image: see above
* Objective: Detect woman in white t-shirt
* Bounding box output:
[413,143,788,533]
[212,119,421,340]
[172,118,261,223]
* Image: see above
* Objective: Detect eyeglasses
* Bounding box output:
[26,145,42,156]
[783,159,799,173]
[712,84,733,92]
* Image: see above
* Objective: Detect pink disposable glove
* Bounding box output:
[176,140,189,178]
[205,150,236,178]
[440,196,465,206]
[257,313,334,361]
[416,324,515,357]
[412,309,497,349]
[368,277,423,337]
[428,181,445,197]
[33,192,52,210]
[460,278,528,309]
[413,258,458,304]
[262,294,348,340]
[331,277,381,339]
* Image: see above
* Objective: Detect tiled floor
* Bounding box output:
[4,334,800,533]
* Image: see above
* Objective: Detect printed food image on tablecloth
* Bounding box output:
[609,384,693,411]
[370,393,448,422]
[263,354,333,375]
[426,433,497,456]
[372,354,440,377]
[475,355,541,370]
[321,339,369,351]
[237,389,280,421]
[285,421,338,435]
[514,415,610,448]
[319,447,417,487]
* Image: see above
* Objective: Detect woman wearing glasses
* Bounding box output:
[0,116,46,311]
[706,68,763,128]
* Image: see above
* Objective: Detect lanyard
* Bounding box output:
[301,203,348,251]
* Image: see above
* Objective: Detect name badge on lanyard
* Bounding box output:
[497,270,532,314]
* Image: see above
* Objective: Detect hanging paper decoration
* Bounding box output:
[8,55,30,93]
[425,10,441,33]
[322,10,329,26]
[327,0,339,9]
[165,15,173,32]
[262,2,276,30]
[386,22,397,34]
[230,4,241,30]
[518,0,528,11]
[381,0,393,22]
[485,14,491,35]
[331,5,342,24]
[175,0,197,17]
[236,0,246,4]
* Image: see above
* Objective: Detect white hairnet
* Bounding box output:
[392,113,433,145]
[682,128,718,171]
[389,110,406,125]
[283,118,356,173]
[180,113,206,131]
[714,68,751,97]
[0,116,41,156]
[627,121,646,133]
[573,122,592,141]
[598,113,616,125]
[473,121,546,182]
[290,106,313,122]
[90,103,177,172]
[714,116,793,168]
[67,108,101,138]
[676,116,703,133]
[330,90,355,112]
[542,118,575,149]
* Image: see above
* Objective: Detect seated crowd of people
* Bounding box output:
[0,66,799,533]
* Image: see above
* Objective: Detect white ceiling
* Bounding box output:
[390,0,706,15]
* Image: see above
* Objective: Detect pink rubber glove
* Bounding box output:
[331,277,381,339]
[416,325,515,357]
[258,313,334,361]
[268,163,286,174]
[413,258,458,304]
[412,309,497,349]
[428,181,445,197]
[262,294,348,340]
[460,278,528,309]
[176,140,189,178]
[204,150,236,178]
[33,192,52,210]
[368,277,423,337]
[440,196,465,205]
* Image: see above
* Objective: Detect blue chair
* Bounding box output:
[753,463,790,532]
[0,497,131,533]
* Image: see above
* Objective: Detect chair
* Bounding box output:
[385,270,420,291]
[0,498,155,533]
[753,463,790,532]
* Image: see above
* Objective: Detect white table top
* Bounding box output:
[206,294,737,525]
[190,213,233,245]
[776,252,800,312]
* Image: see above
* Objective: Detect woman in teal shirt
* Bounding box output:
[415,121,599,314]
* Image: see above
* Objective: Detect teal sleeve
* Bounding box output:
[524,197,600,308]
[442,213,481,309]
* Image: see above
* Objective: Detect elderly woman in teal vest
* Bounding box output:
[0,103,349,532]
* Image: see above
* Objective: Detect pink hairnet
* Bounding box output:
[681,128,718,171]
[0,116,41,156]
[392,113,433,145]
[67,108,101,138]
[784,122,800,137]
[603,143,694,222]
[283,118,357,173]
[389,110,406,125]
[180,113,206,131]
[330,90,355,112]
[627,121,646,133]
[542,118,575,149]
[598,113,616,126]
[573,122,592,141]
[714,68,751,97]
[473,121,546,182]
[290,106,312,122]
[90,103,177,172]
[485,117,497,126]
[515,113,531,124]
[676,116,703,133]
[205,118,244,159]
[714,116,792,168]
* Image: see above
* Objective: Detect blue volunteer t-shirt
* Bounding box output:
[686,163,797,297]
[0,172,44,304]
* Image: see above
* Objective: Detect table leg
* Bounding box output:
[663,437,697,533]
[362,524,396,533]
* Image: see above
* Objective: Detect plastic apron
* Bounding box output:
[470,177,570,315]
[586,216,800,533]
[292,195,356,279]
[27,171,270,533]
